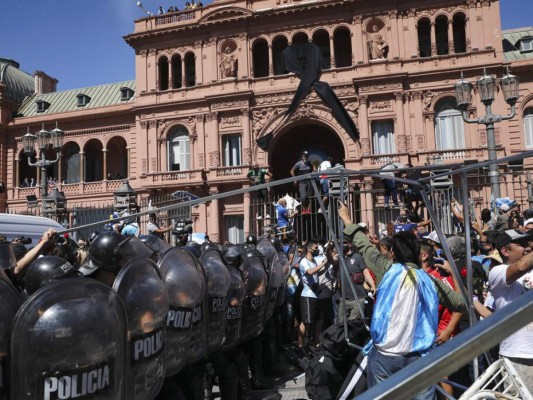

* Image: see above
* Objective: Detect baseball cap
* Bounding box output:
[424,231,441,244]
[496,229,533,251]
[499,204,510,212]
[397,215,408,223]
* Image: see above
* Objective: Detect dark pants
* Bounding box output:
[298,180,313,208]
[382,179,398,206]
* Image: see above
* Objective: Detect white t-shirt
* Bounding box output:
[489,264,533,358]
[299,257,318,299]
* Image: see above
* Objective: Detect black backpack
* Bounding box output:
[303,321,369,400]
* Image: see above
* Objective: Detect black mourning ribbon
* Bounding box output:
[256,42,359,150]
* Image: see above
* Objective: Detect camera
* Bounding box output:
[172,219,193,236]
[14,236,32,245]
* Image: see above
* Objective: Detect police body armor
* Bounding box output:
[112,259,169,400]
[199,249,231,353]
[276,250,290,306]
[239,249,268,341]
[222,264,245,351]
[157,247,206,376]
[255,239,284,322]
[10,279,128,400]
[0,278,23,400]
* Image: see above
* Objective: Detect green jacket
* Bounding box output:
[344,224,466,313]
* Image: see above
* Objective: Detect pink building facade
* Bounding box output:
[1,0,533,242]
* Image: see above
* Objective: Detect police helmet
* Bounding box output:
[201,242,218,254]
[223,245,242,266]
[78,231,126,276]
[24,255,78,295]
[245,234,257,246]
[270,237,282,252]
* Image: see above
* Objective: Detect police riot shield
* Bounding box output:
[0,279,23,400]
[138,235,172,263]
[256,238,284,322]
[10,278,128,400]
[222,264,245,351]
[112,259,170,400]
[276,251,290,306]
[199,249,231,353]
[157,247,206,376]
[240,250,268,341]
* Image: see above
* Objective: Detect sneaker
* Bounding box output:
[317,208,323,213]
[393,203,401,209]
[265,214,271,219]
[256,216,263,220]
[384,204,390,209]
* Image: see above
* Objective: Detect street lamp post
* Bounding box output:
[22,123,64,204]
[454,68,519,201]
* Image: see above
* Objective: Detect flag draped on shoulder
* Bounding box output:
[369,263,438,356]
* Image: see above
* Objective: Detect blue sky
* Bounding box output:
[1,0,530,91]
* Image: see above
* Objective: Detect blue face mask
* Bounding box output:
[312,250,319,257]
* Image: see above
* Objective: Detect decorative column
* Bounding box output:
[412,91,424,146]
[394,92,405,136]
[102,149,108,179]
[407,9,418,58]
[430,21,437,56]
[79,152,85,182]
[243,184,251,235]
[448,20,455,54]
[196,115,206,169]
[15,159,20,188]
[268,44,274,76]
[241,109,252,165]
[181,57,187,88]
[168,58,173,89]
[352,15,364,64]
[466,0,478,51]
[160,140,168,171]
[209,186,221,243]
[126,147,131,178]
[206,112,220,171]
[358,96,370,155]
[329,35,336,68]
[389,11,399,59]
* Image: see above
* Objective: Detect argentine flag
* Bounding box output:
[370,263,439,355]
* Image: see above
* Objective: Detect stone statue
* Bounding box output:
[219,47,237,78]
[368,25,388,60]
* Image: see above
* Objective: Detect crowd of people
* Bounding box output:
[157,0,203,15]
[3,162,533,399]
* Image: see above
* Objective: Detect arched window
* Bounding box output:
[417,18,431,57]
[158,56,169,91]
[292,32,308,45]
[524,108,533,148]
[333,27,352,68]
[453,13,467,54]
[312,29,330,69]
[184,52,196,87]
[168,126,190,171]
[252,39,269,78]
[272,36,288,76]
[434,99,465,150]
[435,16,449,55]
[61,142,81,183]
[172,55,182,89]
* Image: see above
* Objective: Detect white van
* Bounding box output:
[0,213,64,245]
